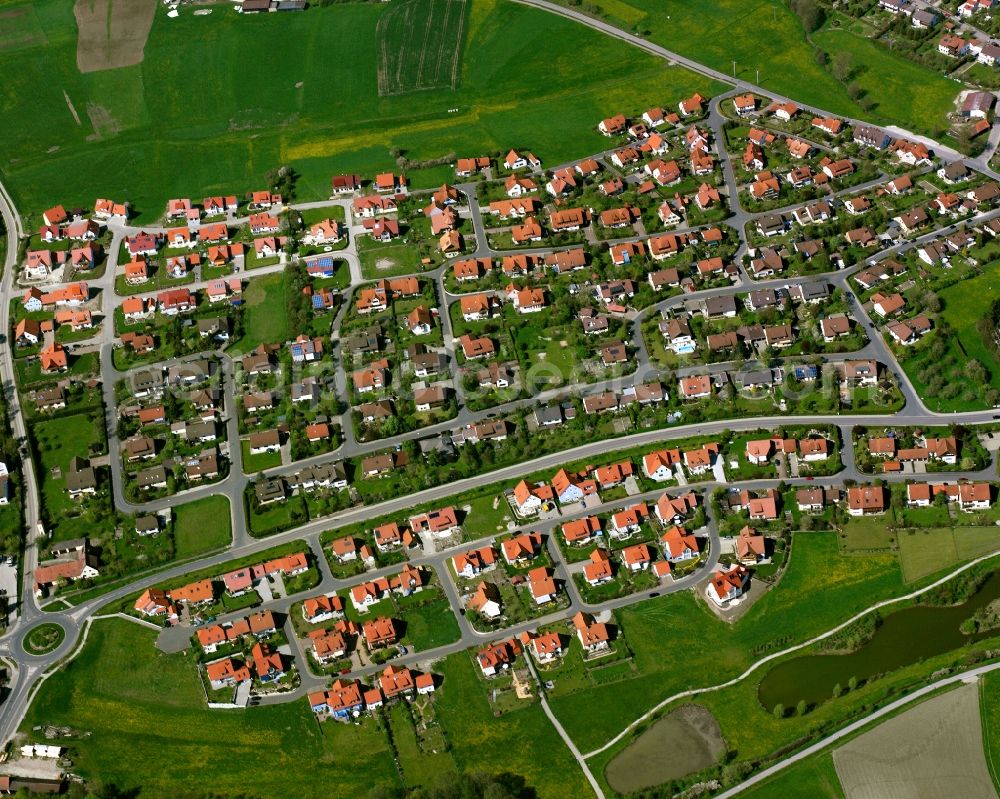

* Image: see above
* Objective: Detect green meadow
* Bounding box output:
[0,0,722,221]
[548,0,959,136]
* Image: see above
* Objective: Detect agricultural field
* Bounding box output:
[0,0,721,221]
[833,683,997,799]
[74,0,156,73]
[981,670,1000,787]
[377,0,467,96]
[604,704,725,793]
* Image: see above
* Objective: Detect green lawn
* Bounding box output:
[432,652,593,799]
[400,597,462,651]
[0,0,720,221]
[21,620,400,798]
[737,752,844,799]
[231,272,290,352]
[242,439,283,473]
[30,411,108,540]
[358,239,426,279]
[810,27,958,137]
[563,0,958,135]
[897,527,1000,583]
[839,515,897,553]
[172,495,232,558]
[248,501,292,535]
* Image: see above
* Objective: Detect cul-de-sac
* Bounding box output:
[10,0,1000,796]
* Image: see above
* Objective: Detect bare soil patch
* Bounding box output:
[74,0,156,73]
[86,103,121,141]
[834,683,998,799]
[605,704,726,793]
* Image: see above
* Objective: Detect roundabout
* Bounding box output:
[21,623,66,656]
[13,617,78,661]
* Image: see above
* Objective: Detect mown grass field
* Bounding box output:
[898,527,1000,583]
[231,271,289,352]
[551,0,958,136]
[738,752,844,799]
[21,620,401,798]
[0,0,721,221]
[548,532,904,753]
[172,495,232,558]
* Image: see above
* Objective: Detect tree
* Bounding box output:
[832,682,842,698]
[833,51,852,82]
[848,675,858,691]
[772,703,785,719]
[796,699,808,716]
[790,0,824,31]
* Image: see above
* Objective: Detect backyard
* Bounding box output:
[31,411,109,541]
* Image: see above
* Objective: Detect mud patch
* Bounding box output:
[74,0,156,73]
[605,704,726,793]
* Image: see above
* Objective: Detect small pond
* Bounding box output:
[758,571,1000,711]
